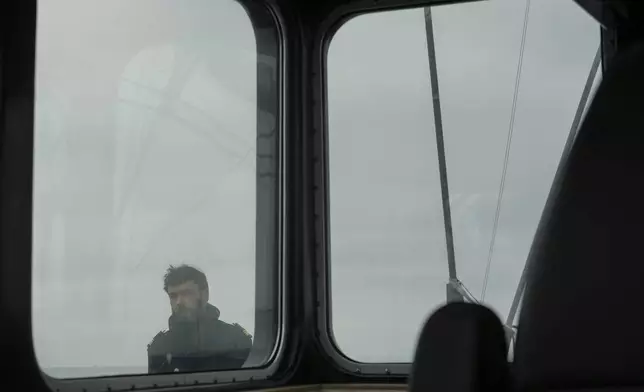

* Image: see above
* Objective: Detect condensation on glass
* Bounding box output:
[32,0,280,379]
[327,0,599,363]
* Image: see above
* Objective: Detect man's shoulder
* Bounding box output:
[147,328,171,353]
[231,322,253,340]
[216,320,252,344]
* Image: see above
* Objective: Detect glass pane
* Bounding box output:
[32,0,279,379]
[327,0,598,363]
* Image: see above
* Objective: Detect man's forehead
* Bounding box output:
[167,280,200,293]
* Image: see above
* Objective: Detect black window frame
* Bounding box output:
[312,0,607,377]
[312,0,479,377]
[1,0,287,391]
[1,0,619,390]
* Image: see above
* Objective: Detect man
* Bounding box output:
[148,264,253,374]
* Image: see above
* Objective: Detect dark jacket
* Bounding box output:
[147,304,252,374]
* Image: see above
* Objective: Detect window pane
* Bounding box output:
[328,0,598,363]
[32,0,279,379]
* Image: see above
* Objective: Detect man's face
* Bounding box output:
[167,281,206,321]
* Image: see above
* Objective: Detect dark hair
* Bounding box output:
[163,264,209,293]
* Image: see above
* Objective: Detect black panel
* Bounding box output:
[514,41,644,390]
[1,1,39,392]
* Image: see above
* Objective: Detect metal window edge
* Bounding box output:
[35,0,288,391]
[310,0,483,377]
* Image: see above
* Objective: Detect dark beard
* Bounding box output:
[173,306,199,321]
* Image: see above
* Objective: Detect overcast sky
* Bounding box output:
[32,0,599,378]
[328,0,599,362]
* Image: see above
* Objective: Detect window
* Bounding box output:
[327,0,599,363]
[32,0,281,380]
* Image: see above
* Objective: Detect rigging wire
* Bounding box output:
[459,279,479,303]
[481,0,531,301]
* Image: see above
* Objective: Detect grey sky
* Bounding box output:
[32,0,599,378]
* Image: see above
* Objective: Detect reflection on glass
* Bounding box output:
[32,0,277,378]
[327,0,598,363]
[147,265,252,373]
